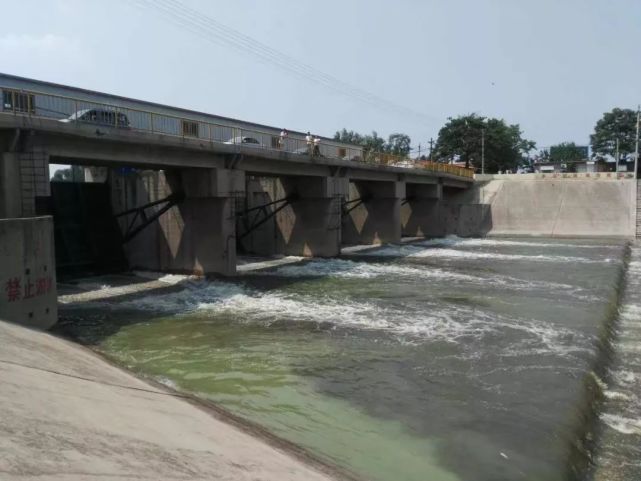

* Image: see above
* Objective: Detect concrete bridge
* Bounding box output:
[0,76,473,277]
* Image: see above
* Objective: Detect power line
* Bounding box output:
[128,0,439,126]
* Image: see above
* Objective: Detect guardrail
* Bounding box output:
[0,87,474,179]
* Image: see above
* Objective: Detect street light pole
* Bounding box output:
[635,105,640,178]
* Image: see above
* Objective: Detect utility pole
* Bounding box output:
[481,130,485,175]
[616,138,620,173]
[417,143,421,160]
[428,138,434,161]
[635,105,640,178]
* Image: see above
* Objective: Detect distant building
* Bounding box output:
[533,160,606,173]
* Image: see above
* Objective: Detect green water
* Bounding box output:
[57,237,629,481]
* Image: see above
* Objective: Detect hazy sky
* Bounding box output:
[2,0,640,151]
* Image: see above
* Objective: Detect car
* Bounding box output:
[59,108,130,128]
[389,160,416,169]
[224,136,262,147]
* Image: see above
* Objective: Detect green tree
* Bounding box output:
[362,131,386,154]
[334,129,411,157]
[386,133,411,156]
[334,128,364,145]
[51,165,83,182]
[590,108,637,161]
[548,142,587,163]
[434,114,535,172]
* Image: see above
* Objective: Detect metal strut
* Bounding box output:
[237,194,298,240]
[115,192,185,243]
[342,196,370,216]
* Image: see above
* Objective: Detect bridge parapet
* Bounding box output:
[0,85,473,180]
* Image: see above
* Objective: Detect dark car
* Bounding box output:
[59,108,130,128]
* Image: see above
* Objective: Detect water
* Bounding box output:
[592,241,641,480]
[55,236,640,481]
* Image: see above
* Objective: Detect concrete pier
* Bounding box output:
[239,176,345,257]
[111,168,243,276]
[401,182,442,238]
[342,181,403,246]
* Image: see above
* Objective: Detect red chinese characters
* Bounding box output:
[5,278,21,302]
[5,276,53,302]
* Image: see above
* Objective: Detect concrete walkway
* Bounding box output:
[0,320,352,481]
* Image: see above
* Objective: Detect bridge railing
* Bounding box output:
[0,87,474,179]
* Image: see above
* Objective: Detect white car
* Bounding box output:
[389,160,416,169]
[224,136,262,147]
[59,108,130,128]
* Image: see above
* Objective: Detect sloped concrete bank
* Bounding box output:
[0,319,358,481]
[402,176,637,238]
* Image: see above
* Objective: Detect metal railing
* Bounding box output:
[0,87,474,179]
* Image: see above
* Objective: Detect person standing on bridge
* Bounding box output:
[279,128,288,150]
[306,131,313,155]
[313,135,321,157]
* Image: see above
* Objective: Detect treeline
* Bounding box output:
[337,107,640,173]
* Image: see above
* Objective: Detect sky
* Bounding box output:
[1,0,640,152]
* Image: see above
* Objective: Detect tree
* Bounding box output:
[548,142,587,163]
[362,131,386,154]
[386,133,411,156]
[51,165,83,182]
[590,108,637,161]
[334,129,412,157]
[334,128,364,146]
[434,114,535,172]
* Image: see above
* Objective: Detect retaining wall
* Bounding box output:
[437,177,637,238]
[0,216,57,328]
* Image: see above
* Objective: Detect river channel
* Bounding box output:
[56,237,640,481]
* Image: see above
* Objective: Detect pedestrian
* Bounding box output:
[313,135,321,157]
[279,128,288,149]
[305,131,312,155]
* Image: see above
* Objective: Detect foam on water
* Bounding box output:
[408,247,613,263]
[417,235,620,249]
[279,258,595,300]
[353,243,615,263]
[593,243,641,479]
[115,277,589,358]
[600,414,641,435]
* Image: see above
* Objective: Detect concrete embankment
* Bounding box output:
[427,175,638,238]
[0,319,354,481]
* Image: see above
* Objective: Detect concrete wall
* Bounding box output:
[0,216,57,329]
[435,177,637,238]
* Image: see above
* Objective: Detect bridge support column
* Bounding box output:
[401,182,443,237]
[277,176,346,257]
[113,168,244,276]
[1,151,50,218]
[342,180,404,245]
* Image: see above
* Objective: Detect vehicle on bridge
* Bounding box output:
[59,108,130,128]
[224,136,262,147]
